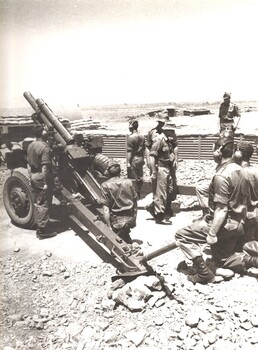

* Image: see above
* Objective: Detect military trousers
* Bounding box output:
[175,216,244,263]
[154,166,176,218]
[31,172,53,229]
[128,155,144,196]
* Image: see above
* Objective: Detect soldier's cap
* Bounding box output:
[156,112,169,123]
[238,141,254,158]
[129,119,138,128]
[33,124,44,136]
[107,163,121,176]
[223,92,231,99]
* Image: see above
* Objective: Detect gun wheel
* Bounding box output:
[3,168,36,228]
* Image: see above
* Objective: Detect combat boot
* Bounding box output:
[36,228,57,240]
[155,212,172,225]
[187,256,215,284]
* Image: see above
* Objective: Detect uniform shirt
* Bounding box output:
[127,131,145,157]
[145,128,165,150]
[218,101,240,124]
[27,140,51,173]
[100,177,138,213]
[242,164,258,209]
[208,160,249,220]
[149,136,177,168]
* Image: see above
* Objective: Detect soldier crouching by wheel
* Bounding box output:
[27,125,57,240]
[99,163,138,244]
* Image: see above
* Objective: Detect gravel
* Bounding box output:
[1,161,258,350]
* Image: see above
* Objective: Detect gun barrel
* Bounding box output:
[36,98,74,146]
[23,91,52,128]
[24,91,69,146]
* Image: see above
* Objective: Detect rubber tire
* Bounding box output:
[3,167,36,228]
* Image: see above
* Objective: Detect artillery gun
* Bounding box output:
[2,92,184,286]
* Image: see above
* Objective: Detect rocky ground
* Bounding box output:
[1,158,258,350]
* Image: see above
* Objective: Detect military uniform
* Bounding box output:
[149,131,178,224]
[218,100,240,133]
[27,139,53,232]
[100,176,138,243]
[127,130,145,196]
[176,160,250,274]
[242,164,258,242]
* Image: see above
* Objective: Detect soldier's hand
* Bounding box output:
[43,184,48,190]
[151,172,157,180]
[206,234,218,245]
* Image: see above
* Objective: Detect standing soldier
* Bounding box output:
[145,113,170,197]
[148,125,178,225]
[218,92,241,136]
[127,120,145,198]
[27,125,56,240]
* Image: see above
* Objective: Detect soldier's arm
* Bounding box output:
[127,150,133,167]
[41,146,53,189]
[42,164,53,189]
[233,105,241,130]
[207,202,228,245]
[173,146,179,169]
[149,154,157,175]
[102,205,112,229]
[127,136,134,167]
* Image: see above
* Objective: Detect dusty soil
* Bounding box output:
[1,105,258,350]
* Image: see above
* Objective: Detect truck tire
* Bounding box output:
[3,167,36,228]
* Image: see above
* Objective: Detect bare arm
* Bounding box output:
[102,205,111,229]
[42,164,52,189]
[145,147,150,168]
[127,151,133,167]
[207,202,228,244]
[174,146,178,168]
[149,155,157,177]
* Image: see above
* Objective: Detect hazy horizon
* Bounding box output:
[1,98,258,117]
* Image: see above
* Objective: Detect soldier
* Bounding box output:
[145,113,170,198]
[218,92,241,136]
[237,142,258,243]
[27,125,56,240]
[175,139,251,284]
[127,119,145,198]
[147,125,178,225]
[99,163,138,244]
[195,139,225,216]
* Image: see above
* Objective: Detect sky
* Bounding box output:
[0,0,257,109]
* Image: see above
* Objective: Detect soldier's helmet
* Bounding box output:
[129,119,138,129]
[107,163,121,177]
[223,92,231,100]
[156,112,169,124]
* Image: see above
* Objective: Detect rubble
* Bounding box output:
[1,157,258,349]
